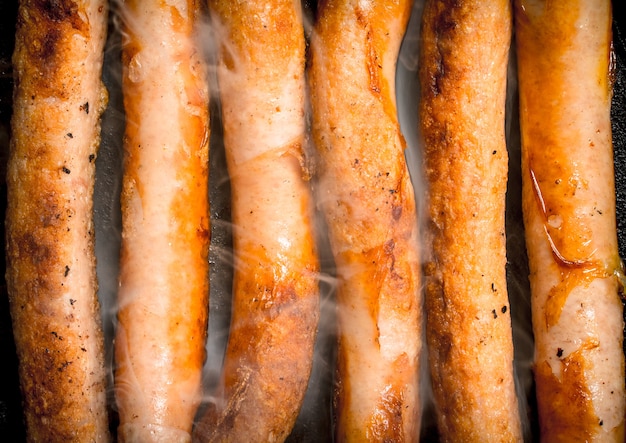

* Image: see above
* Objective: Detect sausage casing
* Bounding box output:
[309,1,422,440]
[6,0,110,440]
[192,1,320,441]
[114,0,210,440]
[515,1,626,440]
[418,1,523,441]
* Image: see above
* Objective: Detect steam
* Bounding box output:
[92,0,537,440]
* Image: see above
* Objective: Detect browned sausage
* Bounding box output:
[192,1,320,441]
[308,1,422,440]
[5,0,111,440]
[515,0,626,440]
[418,0,523,441]
[113,0,210,440]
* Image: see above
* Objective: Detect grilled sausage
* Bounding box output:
[5,0,111,440]
[515,1,626,440]
[418,1,523,441]
[308,1,422,440]
[192,1,320,441]
[113,0,210,440]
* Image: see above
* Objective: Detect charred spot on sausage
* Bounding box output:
[39,28,61,61]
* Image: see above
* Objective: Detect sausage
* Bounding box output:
[418,1,523,441]
[514,1,626,440]
[308,1,422,440]
[191,1,320,441]
[113,0,210,440]
[5,0,110,440]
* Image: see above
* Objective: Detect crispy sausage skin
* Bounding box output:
[5,0,110,441]
[192,1,320,441]
[113,0,210,441]
[515,1,626,441]
[418,1,523,441]
[308,1,422,440]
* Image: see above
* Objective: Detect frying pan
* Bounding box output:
[0,2,624,441]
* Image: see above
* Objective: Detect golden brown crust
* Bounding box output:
[309,1,421,441]
[192,1,319,441]
[6,0,110,441]
[195,211,319,441]
[515,1,625,441]
[418,1,522,441]
[113,0,210,440]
